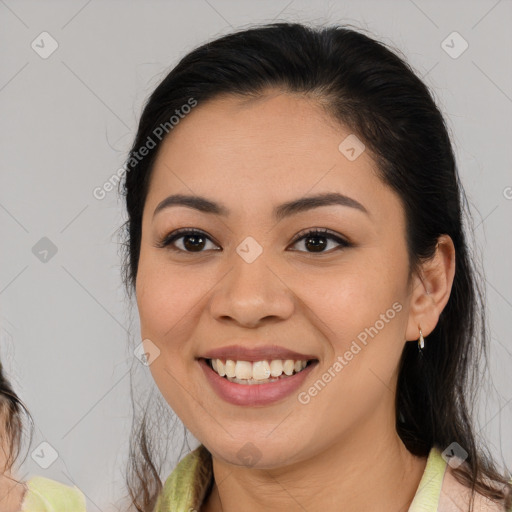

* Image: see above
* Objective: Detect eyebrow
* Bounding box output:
[153,192,369,221]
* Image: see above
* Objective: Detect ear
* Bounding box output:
[405,234,456,342]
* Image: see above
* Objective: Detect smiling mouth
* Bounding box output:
[203,357,318,385]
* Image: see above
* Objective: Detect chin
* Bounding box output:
[205,436,303,470]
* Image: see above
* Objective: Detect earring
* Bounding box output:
[418,327,425,350]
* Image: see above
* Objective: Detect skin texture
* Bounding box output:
[135,90,456,512]
[0,475,26,512]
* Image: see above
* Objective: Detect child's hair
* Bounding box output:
[0,360,32,475]
[118,21,512,511]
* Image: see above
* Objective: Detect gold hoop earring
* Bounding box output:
[418,327,425,350]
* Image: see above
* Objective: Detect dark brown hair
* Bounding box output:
[0,361,33,476]
[118,21,512,511]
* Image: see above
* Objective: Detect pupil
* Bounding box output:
[184,235,205,251]
[182,234,327,252]
[306,236,326,252]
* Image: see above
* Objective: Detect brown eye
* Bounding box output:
[289,229,351,254]
[155,227,351,255]
[155,228,220,253]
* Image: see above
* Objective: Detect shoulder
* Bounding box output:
[20,475,87,512]
[438,464,510,512]
[154,444,213,512]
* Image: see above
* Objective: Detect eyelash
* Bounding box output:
[154,227,352,254]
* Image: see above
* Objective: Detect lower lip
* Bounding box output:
[198,358,318,406]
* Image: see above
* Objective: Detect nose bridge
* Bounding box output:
[208,238,294,326]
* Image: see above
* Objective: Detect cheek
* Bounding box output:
[136,256,204,339]
[136,258,205,418]
[293,266,407,428]
[295,260,405,344]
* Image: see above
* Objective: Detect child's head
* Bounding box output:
[0,359,34,510]
[0,360,30,475]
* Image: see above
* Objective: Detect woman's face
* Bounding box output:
[135,91,422,467]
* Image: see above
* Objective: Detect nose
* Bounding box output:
[208,252,295,329]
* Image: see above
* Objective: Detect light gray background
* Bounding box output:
[1,0,511,510]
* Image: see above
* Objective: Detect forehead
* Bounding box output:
[146,91,401,227]
[156,90,352,162]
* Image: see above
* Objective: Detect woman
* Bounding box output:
[120,22,512,511]
[0,360,86,511]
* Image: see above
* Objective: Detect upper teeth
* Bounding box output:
[210,359,308,380]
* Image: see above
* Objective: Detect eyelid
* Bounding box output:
[289,227,349,247]
[155,227,351,253]
[154,227,220,250]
